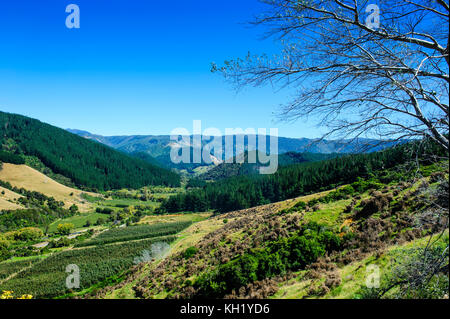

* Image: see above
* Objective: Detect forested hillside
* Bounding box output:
[198,151,339,181]
[161,140,444,213]
[0,112,180,190]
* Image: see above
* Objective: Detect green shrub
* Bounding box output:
[0,150,25,164]
[195,222,342,298]
[293,201,307,210]
[184,246,198,259]
[57,223,74,235]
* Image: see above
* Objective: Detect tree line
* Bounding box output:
[161,140,445,214]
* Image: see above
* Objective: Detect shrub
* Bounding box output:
[0,239,11,261]
[95,218,105,226]
[14,227,43,241]
[76,221,192,247]
[293,201,307,210]
[184,246,198,259]
[56,223,74,235]
[96,207,113,214]
[356,193,392,218]
[69,204,79,214]
[0,151,25,164]
[195,222,341,298]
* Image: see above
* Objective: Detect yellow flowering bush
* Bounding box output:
[1,290,32,299]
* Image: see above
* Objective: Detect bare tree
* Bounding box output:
[213,0,449,151]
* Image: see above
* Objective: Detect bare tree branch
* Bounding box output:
[214,0,449,151]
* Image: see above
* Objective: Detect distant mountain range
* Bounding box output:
[67,129,401,174]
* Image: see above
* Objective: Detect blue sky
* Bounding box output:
[0,0,324,138]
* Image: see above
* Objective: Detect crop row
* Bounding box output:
[0,257,41,281]
[75,221,192,247]
[0,235,177,298]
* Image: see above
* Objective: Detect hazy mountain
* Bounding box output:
[67,129,399,168]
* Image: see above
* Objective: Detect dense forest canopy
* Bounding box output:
[198,151,341,181]
[0,111,180,190]
[161,140,445,213]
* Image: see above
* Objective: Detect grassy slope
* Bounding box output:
[0,163,98,212]
[0,186,24,210]
[102,215,225,299]
[272,231,449,299]
[101,166,448,299]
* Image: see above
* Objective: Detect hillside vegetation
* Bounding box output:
[198,151,339,181]
[161,140,444,213]
[94,160,448,299]
[0,111,180,191]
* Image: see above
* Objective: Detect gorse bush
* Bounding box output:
[355,192,393,219]
[0,208,74,232]
[195,222,342,297]
[293,201,307,210]
[184,246,198,259]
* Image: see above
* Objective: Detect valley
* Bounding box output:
[1,0,449,306]
[0,112,448,300]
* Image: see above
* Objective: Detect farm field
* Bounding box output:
[46,212,111,233]
[0,163,97,212]
[76,221,193,247]
[97,164,449,300]
[0,257,42,281]
[0,0,448,305]
[138,212,211,225]
[0,235,178,298]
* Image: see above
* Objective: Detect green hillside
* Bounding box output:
[84,160,449,299]
[161,140,444,213]
[0,111,180,190]
[198,151,340,181]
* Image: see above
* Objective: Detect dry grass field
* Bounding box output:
[0,163,97,211]
[0,186,24,210]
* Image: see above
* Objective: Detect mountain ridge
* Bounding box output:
[67,129,401,173]
[0,111,181,191]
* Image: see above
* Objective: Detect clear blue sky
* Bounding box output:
[0,0,324,138]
